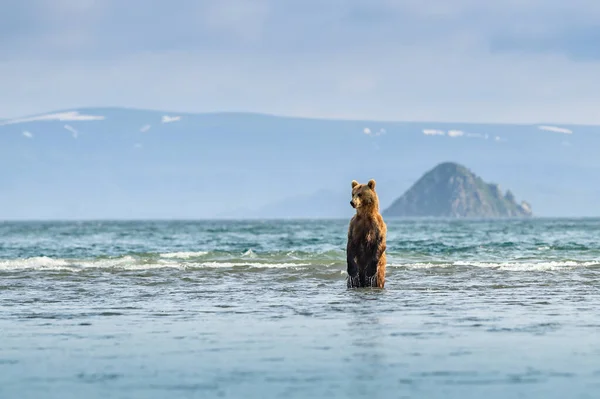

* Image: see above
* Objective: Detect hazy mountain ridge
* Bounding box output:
[0,107,598,219]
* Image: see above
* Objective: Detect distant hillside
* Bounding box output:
[383,162,532,218]
[0,107,598,219]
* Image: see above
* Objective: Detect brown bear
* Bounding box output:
[347,179,387,288]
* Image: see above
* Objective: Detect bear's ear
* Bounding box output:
[351,180,359,188]
[368,179,376,190]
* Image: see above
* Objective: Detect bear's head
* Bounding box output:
[350,179,379,212]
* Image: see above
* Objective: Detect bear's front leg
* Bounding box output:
[365,255,379,287]
[365,232,386,287]
[346,242,360,288]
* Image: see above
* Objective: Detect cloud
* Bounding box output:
[3,0,599,62]
[4,49,600,124]
[2,2,600,123]
[363,127,371,135]
[64,124,78,138]
[22,131,33,139]
[140,124,152,132]
[0,111,105,126]
[162,115,181,124]
[423,129,445,136]
[201,0,270,43]
[447,130,465,137]
[538,125,573,134]
[134,143,143,149]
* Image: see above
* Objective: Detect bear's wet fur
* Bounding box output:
[347,179,387,288]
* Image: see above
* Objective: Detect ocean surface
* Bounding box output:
[1,218,600,398]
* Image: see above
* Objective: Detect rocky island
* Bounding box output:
[383,162,532,218]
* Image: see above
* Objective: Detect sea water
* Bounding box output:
[1,219,599,398]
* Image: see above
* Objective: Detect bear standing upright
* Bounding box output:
[347,179,387,288]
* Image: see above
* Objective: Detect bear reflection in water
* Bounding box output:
[347,179,387,288]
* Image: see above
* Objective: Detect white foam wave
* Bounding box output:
[0,256,71,270]
[0,256,312,271]
[241,249,257,258]
[390,260,600,271]
[117,262,186,270]
[159,251,209,259]
[190,262,311,269]
[2,256,598,273]
[0,255,138,271]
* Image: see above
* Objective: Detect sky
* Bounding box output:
[2,0,600,124]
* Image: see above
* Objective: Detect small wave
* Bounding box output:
[159,251,208,259]
[241,249,257,258]
[0,256,318,271]
[390,260,600,271]
[185,262,312,269]
[0,256,71,270]
[1,255,599,273]
[0,256,143,271]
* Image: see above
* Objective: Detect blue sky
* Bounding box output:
[2,0,600,123]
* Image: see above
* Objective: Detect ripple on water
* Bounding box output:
[77,373,123,383]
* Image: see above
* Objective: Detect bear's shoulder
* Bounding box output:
[349,213,385,236]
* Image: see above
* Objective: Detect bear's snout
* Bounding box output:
[350,200,356,208]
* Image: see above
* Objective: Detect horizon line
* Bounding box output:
[1,216,597,223]
[2,106,596,128]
